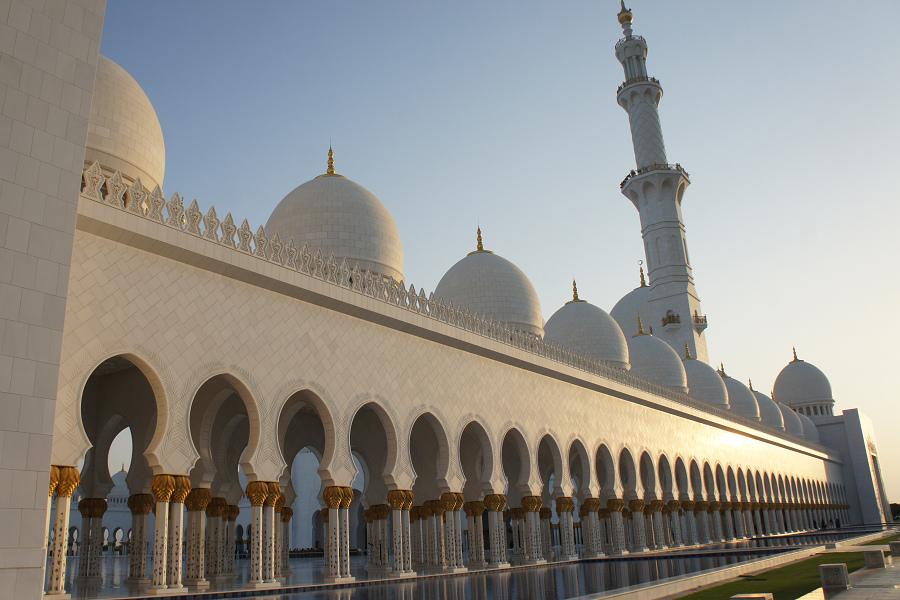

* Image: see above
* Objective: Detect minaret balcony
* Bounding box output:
[615,34,646,52]
[692,311,708,333]
[616,75,659,95]
[661,312,681,330]
[620,162,690,189]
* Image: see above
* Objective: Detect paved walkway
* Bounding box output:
[796,560,900,599]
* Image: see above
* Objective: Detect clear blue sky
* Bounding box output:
[100,1,900,500]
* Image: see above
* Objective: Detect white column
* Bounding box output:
[339,486,353,580]
[246,482,268,585]
[401,501,413,572]
[47,467,79,596]
[183,491,209,588]
[166,477,189,591]
[128,496,151,583]
[151,475,176,591]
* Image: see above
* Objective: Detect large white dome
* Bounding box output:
[266,152,404,282]
[779,402,804,437]
[611,269,651,334]
[683,354,729,409]
[752,388,785,431]
[544,283,629,369]
[627,327,688,392]
[86,56,165,190]
[772,351,834,409]
[434,231,543,337]
[719,368,760,422]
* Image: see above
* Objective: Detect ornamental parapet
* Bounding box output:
[78,163,830,454]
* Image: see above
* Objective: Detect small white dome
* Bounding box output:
[86,56,165,190]
[627,329,688,392]
[266,152,404,282]
[544,284,629,369]
[611,276,651,335]
[779,402,804,437]
[683,356,729,409]
[772,351,834,409]
[720,370,761,422]
[797,412,821,442]
[434,231,543,337]
[752,389,785,431]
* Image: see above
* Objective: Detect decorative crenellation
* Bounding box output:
[78,162,817,449]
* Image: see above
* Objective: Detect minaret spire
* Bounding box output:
[614,6,708,362]
[571,279,581,302]
[326,145,335,175]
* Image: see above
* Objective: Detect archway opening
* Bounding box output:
[409,412,450,503]
[501,428,530,507]
[459,421,493,501]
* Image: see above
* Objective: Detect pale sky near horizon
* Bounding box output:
[99,1,900,501]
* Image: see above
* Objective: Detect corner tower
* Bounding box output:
[614,2,709,361]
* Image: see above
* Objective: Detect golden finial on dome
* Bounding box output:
[639,260,646,287]
[476,226,484,252]
[718,362,727,377]
[636,315,646,335]
[618,0,633,25]
[326,145,335,175]
[572,279,580,302]
[791,346,799,362]
[748,379,754,391]
[684,343,692,360]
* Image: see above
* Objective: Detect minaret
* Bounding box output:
[614,2,709,362]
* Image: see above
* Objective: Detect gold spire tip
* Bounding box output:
[476,226,484,252]
[684,343,692,360]
[572,279,580,302]
[326,145,335,175]
[639,261,646,287]
[618,0,633,25]
[791,346,799,362]
[748,379,754,391]
[636,315,645,335]
[718,362,726,377]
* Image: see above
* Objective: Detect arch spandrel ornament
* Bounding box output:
[53,344,172,470]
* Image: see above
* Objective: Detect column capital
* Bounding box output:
[582,498,601,512]
[440,492,457,512]
[48,465,60,497]
[322,486,343,509]
[263,482,281,507]
[128,493,154,515]
[607,498,625,512]
[281,507,293,522]
[185,488,211,512]
[55,466,80,498]
[521,495,542,513]
[649,499,665,511]
[246,481,270,506]
[78,497,107,518]
[558,496,576,513]
[339,486,354,509]
[225,504,240,521]
[206,496,227,517]
[666,499,681,511]
[509,507,524,520]
[387,489,408,510]
[402,489,414,510]
[151,474,176,503]
[693,500,708,512]
[483,494,507,512]
[171,475,191,504]
[539,507,552,520]
[628,499,644,512]
[425,499,444,516]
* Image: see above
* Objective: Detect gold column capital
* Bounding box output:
[606,498,625,512]
[128,493,154,515]
[171,475,191,504]
[185,488,211,512]
[387,489,408,510]
[246,481,269,507]
[628,499,644,512]
[521,495,542,513]
[55,466,80,498]
[48,465,60,497]
[151,474,176,503]
[322,486,343,509]
[339,486,354,509]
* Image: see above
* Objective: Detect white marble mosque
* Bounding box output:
[0,2,891,600]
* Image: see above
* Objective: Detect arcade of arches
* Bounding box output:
[44,355,851,594]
